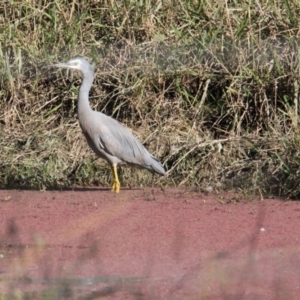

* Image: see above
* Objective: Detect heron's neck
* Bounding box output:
[78,71,94,115]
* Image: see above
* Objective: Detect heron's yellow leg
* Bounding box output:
[111,165,120,193]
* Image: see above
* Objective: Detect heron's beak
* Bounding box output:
[48,62,71,68]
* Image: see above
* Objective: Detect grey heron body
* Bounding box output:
[50,57,165,192]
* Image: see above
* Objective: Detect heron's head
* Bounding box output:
[50,57,94,74]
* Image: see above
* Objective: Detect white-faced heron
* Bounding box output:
[50,57,165,193]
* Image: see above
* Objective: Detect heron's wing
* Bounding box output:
[96,114,152,165]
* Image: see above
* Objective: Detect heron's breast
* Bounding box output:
[79,119,106,149]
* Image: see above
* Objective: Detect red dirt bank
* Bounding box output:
[0,188,300,299]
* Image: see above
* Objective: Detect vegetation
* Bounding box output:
[1,0,300,197]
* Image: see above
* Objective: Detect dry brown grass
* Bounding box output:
[1,0,300,197]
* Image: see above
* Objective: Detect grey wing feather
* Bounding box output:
[97,114,165,175]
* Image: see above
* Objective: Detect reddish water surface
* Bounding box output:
[0,188,300,299]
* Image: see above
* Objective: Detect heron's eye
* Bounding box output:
[71,60,79,66]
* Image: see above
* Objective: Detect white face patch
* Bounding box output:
[69,59,81,68]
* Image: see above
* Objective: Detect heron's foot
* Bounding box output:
[111,164,120,193]
[111,180,120,193]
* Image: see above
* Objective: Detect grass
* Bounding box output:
[1,0,300,197]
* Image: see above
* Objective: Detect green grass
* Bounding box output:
[1,0,300,197]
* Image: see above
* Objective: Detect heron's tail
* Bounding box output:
[149,155,166,176]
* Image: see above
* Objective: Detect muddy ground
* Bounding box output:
[0,188,300,299]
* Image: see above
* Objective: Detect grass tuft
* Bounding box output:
[1,0,300,197]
